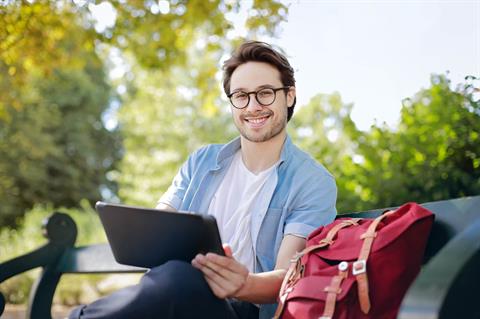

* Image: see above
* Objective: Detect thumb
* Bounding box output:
[222,243,233,257]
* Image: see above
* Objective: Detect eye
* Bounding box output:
[233,92,248,100]
[258,89,274,98]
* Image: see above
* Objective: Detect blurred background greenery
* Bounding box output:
[0,0,479,307]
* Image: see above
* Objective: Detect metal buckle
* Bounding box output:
[338,261,348,272]
[352,260,367,275]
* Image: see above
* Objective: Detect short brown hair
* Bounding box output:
[222,41,296,121]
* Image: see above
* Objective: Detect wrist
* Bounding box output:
[234,272,254,300]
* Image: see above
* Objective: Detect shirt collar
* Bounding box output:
[279,135,293,166]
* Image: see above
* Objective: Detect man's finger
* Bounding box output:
[202,257,246,282]
[204,276,229,299]
[200,263,238,287]
[205,253,247,274]
[222,244,233,257]
[201,266,241,296]
[192,254,237,282]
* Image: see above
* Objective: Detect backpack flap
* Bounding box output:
[282,275,356,319]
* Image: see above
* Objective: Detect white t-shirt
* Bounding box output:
[207,150,278,272]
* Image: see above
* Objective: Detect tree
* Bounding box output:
[0,0,98,119]
[0,54,122,227]
[386,74,479,203]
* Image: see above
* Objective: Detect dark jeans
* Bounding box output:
[69,260,259,319]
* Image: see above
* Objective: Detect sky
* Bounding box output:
[268,0,479,130]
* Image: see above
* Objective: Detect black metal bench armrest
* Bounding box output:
[0,212,77,282]
[398,217,480,319]
[0,212,77,319]
[0,242,67,317]
[0,243,62,283]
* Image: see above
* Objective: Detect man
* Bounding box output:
[70,41,337,319]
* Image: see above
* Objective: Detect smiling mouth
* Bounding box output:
[245,115,270,124]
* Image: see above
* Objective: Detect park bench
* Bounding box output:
[1,196,480,319]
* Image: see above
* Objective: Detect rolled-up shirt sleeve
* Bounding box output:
[157,151,197,210]
[284,171,337,238]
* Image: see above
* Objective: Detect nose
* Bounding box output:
[245,93,263,112]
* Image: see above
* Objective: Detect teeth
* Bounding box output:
[247,117,267,124]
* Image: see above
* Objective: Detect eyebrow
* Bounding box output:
[230,84,277,93]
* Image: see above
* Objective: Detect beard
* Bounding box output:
[234,108,288,143]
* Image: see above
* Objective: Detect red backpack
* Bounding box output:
[274,202,434,319]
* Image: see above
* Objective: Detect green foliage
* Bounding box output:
[383,74,480,203]
[0,57,122,228]
[0,0,98,117]
[0,1,123,228]
[0,0,288,89]
[107,0,287,70]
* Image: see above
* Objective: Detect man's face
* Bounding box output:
[229,61,295,143]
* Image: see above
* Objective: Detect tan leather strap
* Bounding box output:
[273,283,292,319]
[300,218,361,256]
[273,218,361,319]
[321,262,348,319]
[273,255,304,318]
[324,218,361,244]
[354,211,395,314]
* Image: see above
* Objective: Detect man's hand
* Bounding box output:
[191,244,249,299]
[192,235,306,303]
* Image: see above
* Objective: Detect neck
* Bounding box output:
[240,130,286,174]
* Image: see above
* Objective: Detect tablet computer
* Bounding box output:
[95,201,225,268]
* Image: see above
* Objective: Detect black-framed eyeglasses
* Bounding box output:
[227,86,291,109]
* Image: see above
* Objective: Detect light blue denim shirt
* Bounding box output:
[159,135,337,319]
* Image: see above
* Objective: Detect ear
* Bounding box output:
[286,86,296,108]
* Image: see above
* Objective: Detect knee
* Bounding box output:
[153,260,196,276]
[146,260,199,283]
